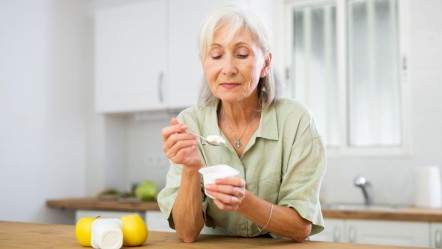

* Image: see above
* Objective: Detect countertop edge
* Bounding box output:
[46,198,442,222]
[46,198,160,212]
[322,207,442,222]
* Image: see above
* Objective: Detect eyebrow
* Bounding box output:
[210,41,250,49]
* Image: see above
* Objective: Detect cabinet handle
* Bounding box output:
[436,229,441,248]
[348,226,356,243]
[157,72,164,103]
[332,226,341,242]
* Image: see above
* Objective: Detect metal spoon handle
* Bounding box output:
[186,131,206,141]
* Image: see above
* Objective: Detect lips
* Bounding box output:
[219,82,241,89]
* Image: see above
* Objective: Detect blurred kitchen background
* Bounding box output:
[0,0,441,227]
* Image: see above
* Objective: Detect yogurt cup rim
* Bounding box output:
[198,164,239,176]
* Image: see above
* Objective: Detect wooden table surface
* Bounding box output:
[0,221,429,249]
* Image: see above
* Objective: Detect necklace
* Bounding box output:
[222,109,256,148]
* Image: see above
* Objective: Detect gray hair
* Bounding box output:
[197,6,281,110]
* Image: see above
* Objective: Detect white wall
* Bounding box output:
[0,0,91,223]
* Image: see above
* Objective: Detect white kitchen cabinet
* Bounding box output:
[431,223,442,248]
[347,220,429,247]
[94,0,167,113]
[311,218,430,247]
[310,219,345,242]
[145,210,174,232]
[94,0,275,112]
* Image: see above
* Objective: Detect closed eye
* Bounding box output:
[237,54,248,59]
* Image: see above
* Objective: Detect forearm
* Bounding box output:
[238,191,311,242]
[172,166,205,242]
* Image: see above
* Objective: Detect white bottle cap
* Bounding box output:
[91,218,123,249]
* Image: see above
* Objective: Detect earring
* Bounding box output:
[262,68,269,77]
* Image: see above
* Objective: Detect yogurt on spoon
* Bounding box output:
[205,135,226,146]
[187,132,226,146]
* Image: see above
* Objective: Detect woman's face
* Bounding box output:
[202,24,270,104]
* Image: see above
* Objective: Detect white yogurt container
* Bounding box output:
[91,218,123,249]
[199,164,240,199]
[414,165,442,208]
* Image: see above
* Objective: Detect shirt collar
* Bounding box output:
[203,102,223,141]
[204,100,279,142]
[256,104,279,141]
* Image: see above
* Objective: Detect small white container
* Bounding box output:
[199,164,240,199]
[414,165,442,208]
[91,218,123,249]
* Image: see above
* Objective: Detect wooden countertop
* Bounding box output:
[0,221,428,249]
[322,206,442,222]
[47,198,442,222]
[46,198,160,212]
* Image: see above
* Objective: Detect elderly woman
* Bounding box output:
[158,7,326,242]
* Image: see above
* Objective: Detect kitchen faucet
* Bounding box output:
[354,175,372,206]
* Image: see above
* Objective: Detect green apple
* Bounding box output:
[135,181,158,201]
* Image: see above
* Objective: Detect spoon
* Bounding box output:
[187,132,226,146]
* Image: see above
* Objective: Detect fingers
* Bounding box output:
[164,132,198,156]
[162,118,201,166]
[205,177,246,211]
[212,199,240,211]
[208,190,244,211]
[161,118,188,144]
[215,177,246,187]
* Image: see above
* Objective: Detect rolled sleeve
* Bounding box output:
[278,116,327,236]
[157,162,181,229]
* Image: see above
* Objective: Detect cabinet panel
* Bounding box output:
[312,218,430,247]
[349,220,429,247]
[431,223,442,248]
[95,0,167,112]
[145,211,174,232]
[310,219,345,242]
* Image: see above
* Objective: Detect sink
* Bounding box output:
[323,203,403,211]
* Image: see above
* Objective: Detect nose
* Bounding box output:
[221,56,238,75]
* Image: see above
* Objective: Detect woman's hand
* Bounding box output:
[204,176,246,211]
[162,118,201,167]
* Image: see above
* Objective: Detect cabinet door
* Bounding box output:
[95,0,167,113]
[347,220,429,247]
[167,0,239,109]
[145,211,174,232]
[310,218,345,242]
[431,223,442,248]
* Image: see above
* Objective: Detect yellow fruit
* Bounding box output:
[75,217,97,247]
[121,214,148,246]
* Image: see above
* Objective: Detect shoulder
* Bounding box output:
[176,104,216,125]
[272,98,314,121]
[178,104,205,116]
[270,98,320,138]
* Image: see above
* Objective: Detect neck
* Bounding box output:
[221,108,257,149]
[220,94,260,127]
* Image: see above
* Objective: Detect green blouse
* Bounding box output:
[157,98,327,238]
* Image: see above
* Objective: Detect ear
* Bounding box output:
[260,52,273,78]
